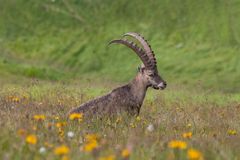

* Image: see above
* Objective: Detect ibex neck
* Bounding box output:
[130,74,148,106]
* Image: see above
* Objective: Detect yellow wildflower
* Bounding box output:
[83,140,98,152]
[85,134,99,142]
[168,140,187,149]
[98,155,115,160]
[83,134,99,152]
[136,116,141,121]
[62,155,70,160]
[58,99,62,105]
[228,129,237,135]
[12,96,20,103]
[58,128,64,137]
[187,123,192,128]
[69,113,83,120]
[115,117,122,123]
[17,129,27,137]
[182,132,192,138]
[8,96,20,103]
[26,134,37,145]
[54,116,60,120]
[22,94,29,100]
[33,114,46,121]
[54,145,70,155]
[56,122,67,128]
[121,148,130,158]
[44,142,54,148]
[187,148,203,160]
[32,126,37,131]
[129,122,135,128]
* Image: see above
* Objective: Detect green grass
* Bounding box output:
[1,1,240,159]
[0,82,239,160]
[0,0,240,92]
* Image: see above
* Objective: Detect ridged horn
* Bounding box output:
[109,39,154,69]
[123,32,157,67]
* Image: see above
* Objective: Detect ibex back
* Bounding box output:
[69,32,167,116]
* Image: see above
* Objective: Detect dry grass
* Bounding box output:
[0,81,240,160]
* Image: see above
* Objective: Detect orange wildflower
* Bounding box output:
[69,113,83,121]
[56,122,67,128]
[82,134,99,152]
[33,114,46,121]
[228,129,237,135]
[121,148,130,158]
[187,148,203,160]
[54,145,70,155]
[168,140,187,149]
[182,132,192,138]
[26,134,37,145]
[17,129,27,137]
[98,155,115,160]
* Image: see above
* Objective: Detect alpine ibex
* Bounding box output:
[69,32,167,116]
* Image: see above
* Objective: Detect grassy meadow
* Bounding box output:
[1,82,240,160]
[1,0,240,160]
[1,0,240,91]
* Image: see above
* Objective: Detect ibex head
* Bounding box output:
[109,32,167,90]
[138,64,166,90]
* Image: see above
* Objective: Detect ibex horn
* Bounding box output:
[109,39,153,69]
[123,32,157,67]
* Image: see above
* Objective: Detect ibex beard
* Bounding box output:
[68,32,167,117]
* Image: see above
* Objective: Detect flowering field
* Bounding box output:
[0,82,240,160]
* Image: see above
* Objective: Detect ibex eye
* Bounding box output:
[149,73,154,77]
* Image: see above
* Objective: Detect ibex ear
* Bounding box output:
[138,65,145,73]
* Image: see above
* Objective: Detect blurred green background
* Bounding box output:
[0,0,239,92]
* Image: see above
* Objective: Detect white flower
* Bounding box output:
[79,137,83,144]
[67,131,74,138]
[39,147,46,154]
[147,124,154,132]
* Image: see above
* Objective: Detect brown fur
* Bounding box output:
[69,72,148,116]
[68,33,167,117]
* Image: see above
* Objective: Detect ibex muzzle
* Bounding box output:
[69,32,166,116]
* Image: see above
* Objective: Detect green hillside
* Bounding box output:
[1,0,240,92]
